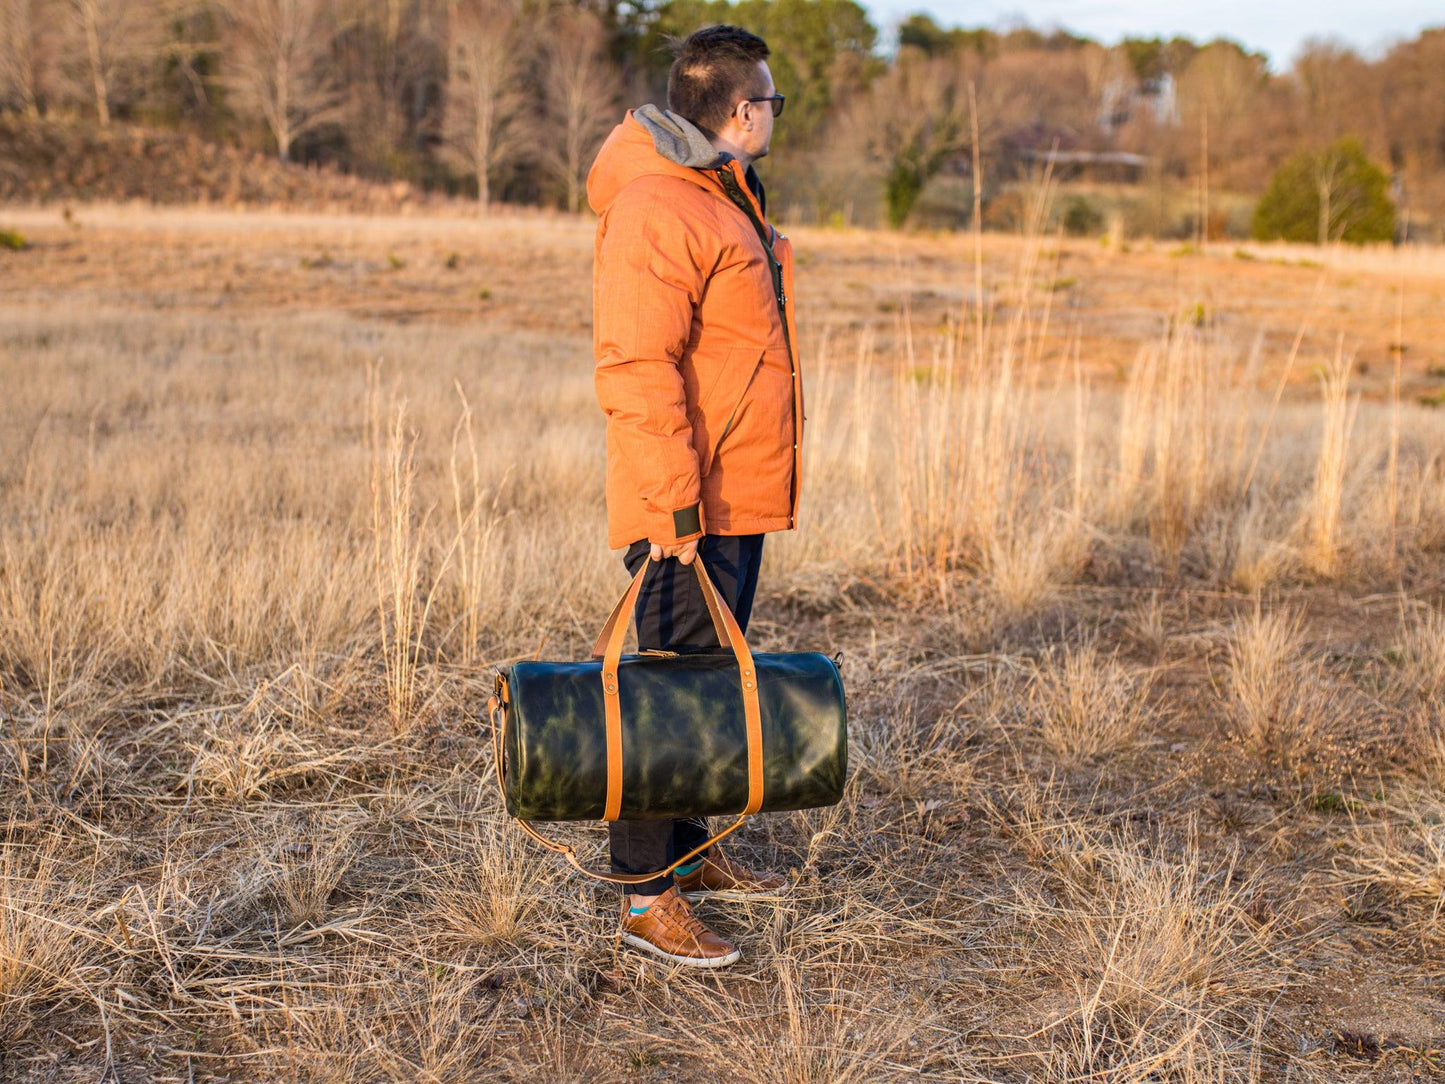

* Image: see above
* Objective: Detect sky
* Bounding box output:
[864,1,1444,70]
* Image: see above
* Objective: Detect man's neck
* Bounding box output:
[709,133,753,171]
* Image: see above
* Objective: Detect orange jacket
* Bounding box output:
[587,106,803,550]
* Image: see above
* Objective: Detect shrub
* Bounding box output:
[1252,137,1395,245]
[1061,196,1103,237]
[0,228,26,251]
[884,160,925,228]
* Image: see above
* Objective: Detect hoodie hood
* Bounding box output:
[633,104,727,169]
[587,104,736,216]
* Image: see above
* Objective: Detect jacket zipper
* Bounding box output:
[715,166,798,526]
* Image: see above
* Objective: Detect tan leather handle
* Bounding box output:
[588,556,728,658]
[488,693,747,884]
[590,555,765,821]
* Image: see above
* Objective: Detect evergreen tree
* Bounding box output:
[1252,136,1396,244]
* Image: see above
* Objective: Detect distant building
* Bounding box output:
[1021,148,1152,183]
[1099,72,1178,135]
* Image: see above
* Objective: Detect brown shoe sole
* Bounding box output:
[620,932,742,968]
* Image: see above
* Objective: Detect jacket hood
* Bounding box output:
[587,104,732,215]
[634,104,726,169]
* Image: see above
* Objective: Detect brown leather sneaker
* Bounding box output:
[675,846,789,902]
[619,886,741,968]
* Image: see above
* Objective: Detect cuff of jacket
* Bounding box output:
[650,500,705,546]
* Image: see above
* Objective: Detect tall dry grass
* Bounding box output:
[1012,836,1279,1081]
[368,382,440,730]
[1028,643,1156,766]
[1302,346,1359,577]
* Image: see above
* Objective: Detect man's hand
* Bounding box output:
[650,537,700,564]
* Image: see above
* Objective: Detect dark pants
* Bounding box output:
[608,533,765,895]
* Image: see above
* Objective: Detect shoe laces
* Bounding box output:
[656,893,712,940]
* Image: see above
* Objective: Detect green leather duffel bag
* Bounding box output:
[487,555,847,881]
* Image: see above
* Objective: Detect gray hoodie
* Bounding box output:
[629,103,768,216]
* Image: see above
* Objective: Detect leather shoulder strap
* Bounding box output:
[590,555,763,818]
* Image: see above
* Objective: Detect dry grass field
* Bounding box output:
[1,198,1444,1082]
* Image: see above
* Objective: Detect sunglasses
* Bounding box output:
[742,94,785,118]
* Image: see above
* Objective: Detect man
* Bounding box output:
[586,24,803,968]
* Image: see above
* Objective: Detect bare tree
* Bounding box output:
[0,0,45,117]
[1311,141,1378,244]
[843,47,974,227]
[223,0,345,161]
[539,6,618,212]
[1289,41,1388,242]
[1291,38,1378,149]
[330,0,447,172]
[1379,29,1445,224]
[442,0,527,208]
[65,0,165,126]
[1173,41,1271,189]
[74,0,112,125]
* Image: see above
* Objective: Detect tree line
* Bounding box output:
[1,1,1441,237]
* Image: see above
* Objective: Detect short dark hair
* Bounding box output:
[667,25,771,136]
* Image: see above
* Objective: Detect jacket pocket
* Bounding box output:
[701,346,765,476]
